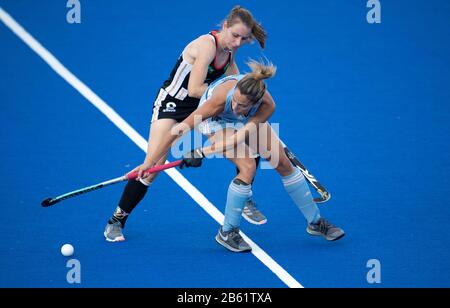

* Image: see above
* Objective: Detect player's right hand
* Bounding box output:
[128,161,153,181]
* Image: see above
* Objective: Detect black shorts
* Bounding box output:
[151,88,199,123]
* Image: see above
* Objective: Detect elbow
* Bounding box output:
[188,86,203,98]
[268,100,276,115]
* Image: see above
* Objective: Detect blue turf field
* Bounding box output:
[1,0,449,288]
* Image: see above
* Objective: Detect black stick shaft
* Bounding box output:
[41,176,125,207]
[283,147,331,203]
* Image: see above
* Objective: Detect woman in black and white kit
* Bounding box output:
[105,6,268,242]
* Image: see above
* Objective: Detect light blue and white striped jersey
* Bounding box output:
[199,74,262,126]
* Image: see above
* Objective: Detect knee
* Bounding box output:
[236,159,256,183]
[275,158,294,177]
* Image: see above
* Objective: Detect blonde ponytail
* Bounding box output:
[247,59,276,81]
[237,60,277,102]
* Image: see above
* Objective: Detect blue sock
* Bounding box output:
[223,179,252,232]
[282,168,321,224]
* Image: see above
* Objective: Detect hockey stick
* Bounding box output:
[280,140,331,203]
[41,160,183,207]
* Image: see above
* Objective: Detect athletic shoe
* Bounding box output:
[104,220,125,242]
[306,218,345,241]
[242,199,267,225]
[215,227,252,252]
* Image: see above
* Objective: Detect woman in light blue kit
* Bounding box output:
[138,59,345,252]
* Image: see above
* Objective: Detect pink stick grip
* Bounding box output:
[126,160,183,180]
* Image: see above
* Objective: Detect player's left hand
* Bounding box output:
[181,148,204,168]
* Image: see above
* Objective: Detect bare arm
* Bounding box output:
[225,55,239,76]
[202,91,276,156]
[175,82,233,135]
[140,82,232,172]
[186,38,216,98]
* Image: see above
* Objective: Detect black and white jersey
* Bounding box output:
[152,31,233,123]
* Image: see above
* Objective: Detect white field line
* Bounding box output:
[0,7,303,288]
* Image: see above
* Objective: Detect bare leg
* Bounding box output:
[104,118,177,242]
[208,130,267,240]
[207,128,257,184]
[140,118,177,184]
[249,122,294,176]
[248,123,345,240]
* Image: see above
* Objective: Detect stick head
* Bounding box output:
[314,192,331,204]
[41,198,56,207]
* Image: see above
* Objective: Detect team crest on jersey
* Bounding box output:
[163,102,177,112]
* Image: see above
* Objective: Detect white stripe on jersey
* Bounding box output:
[164,59,192,97]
